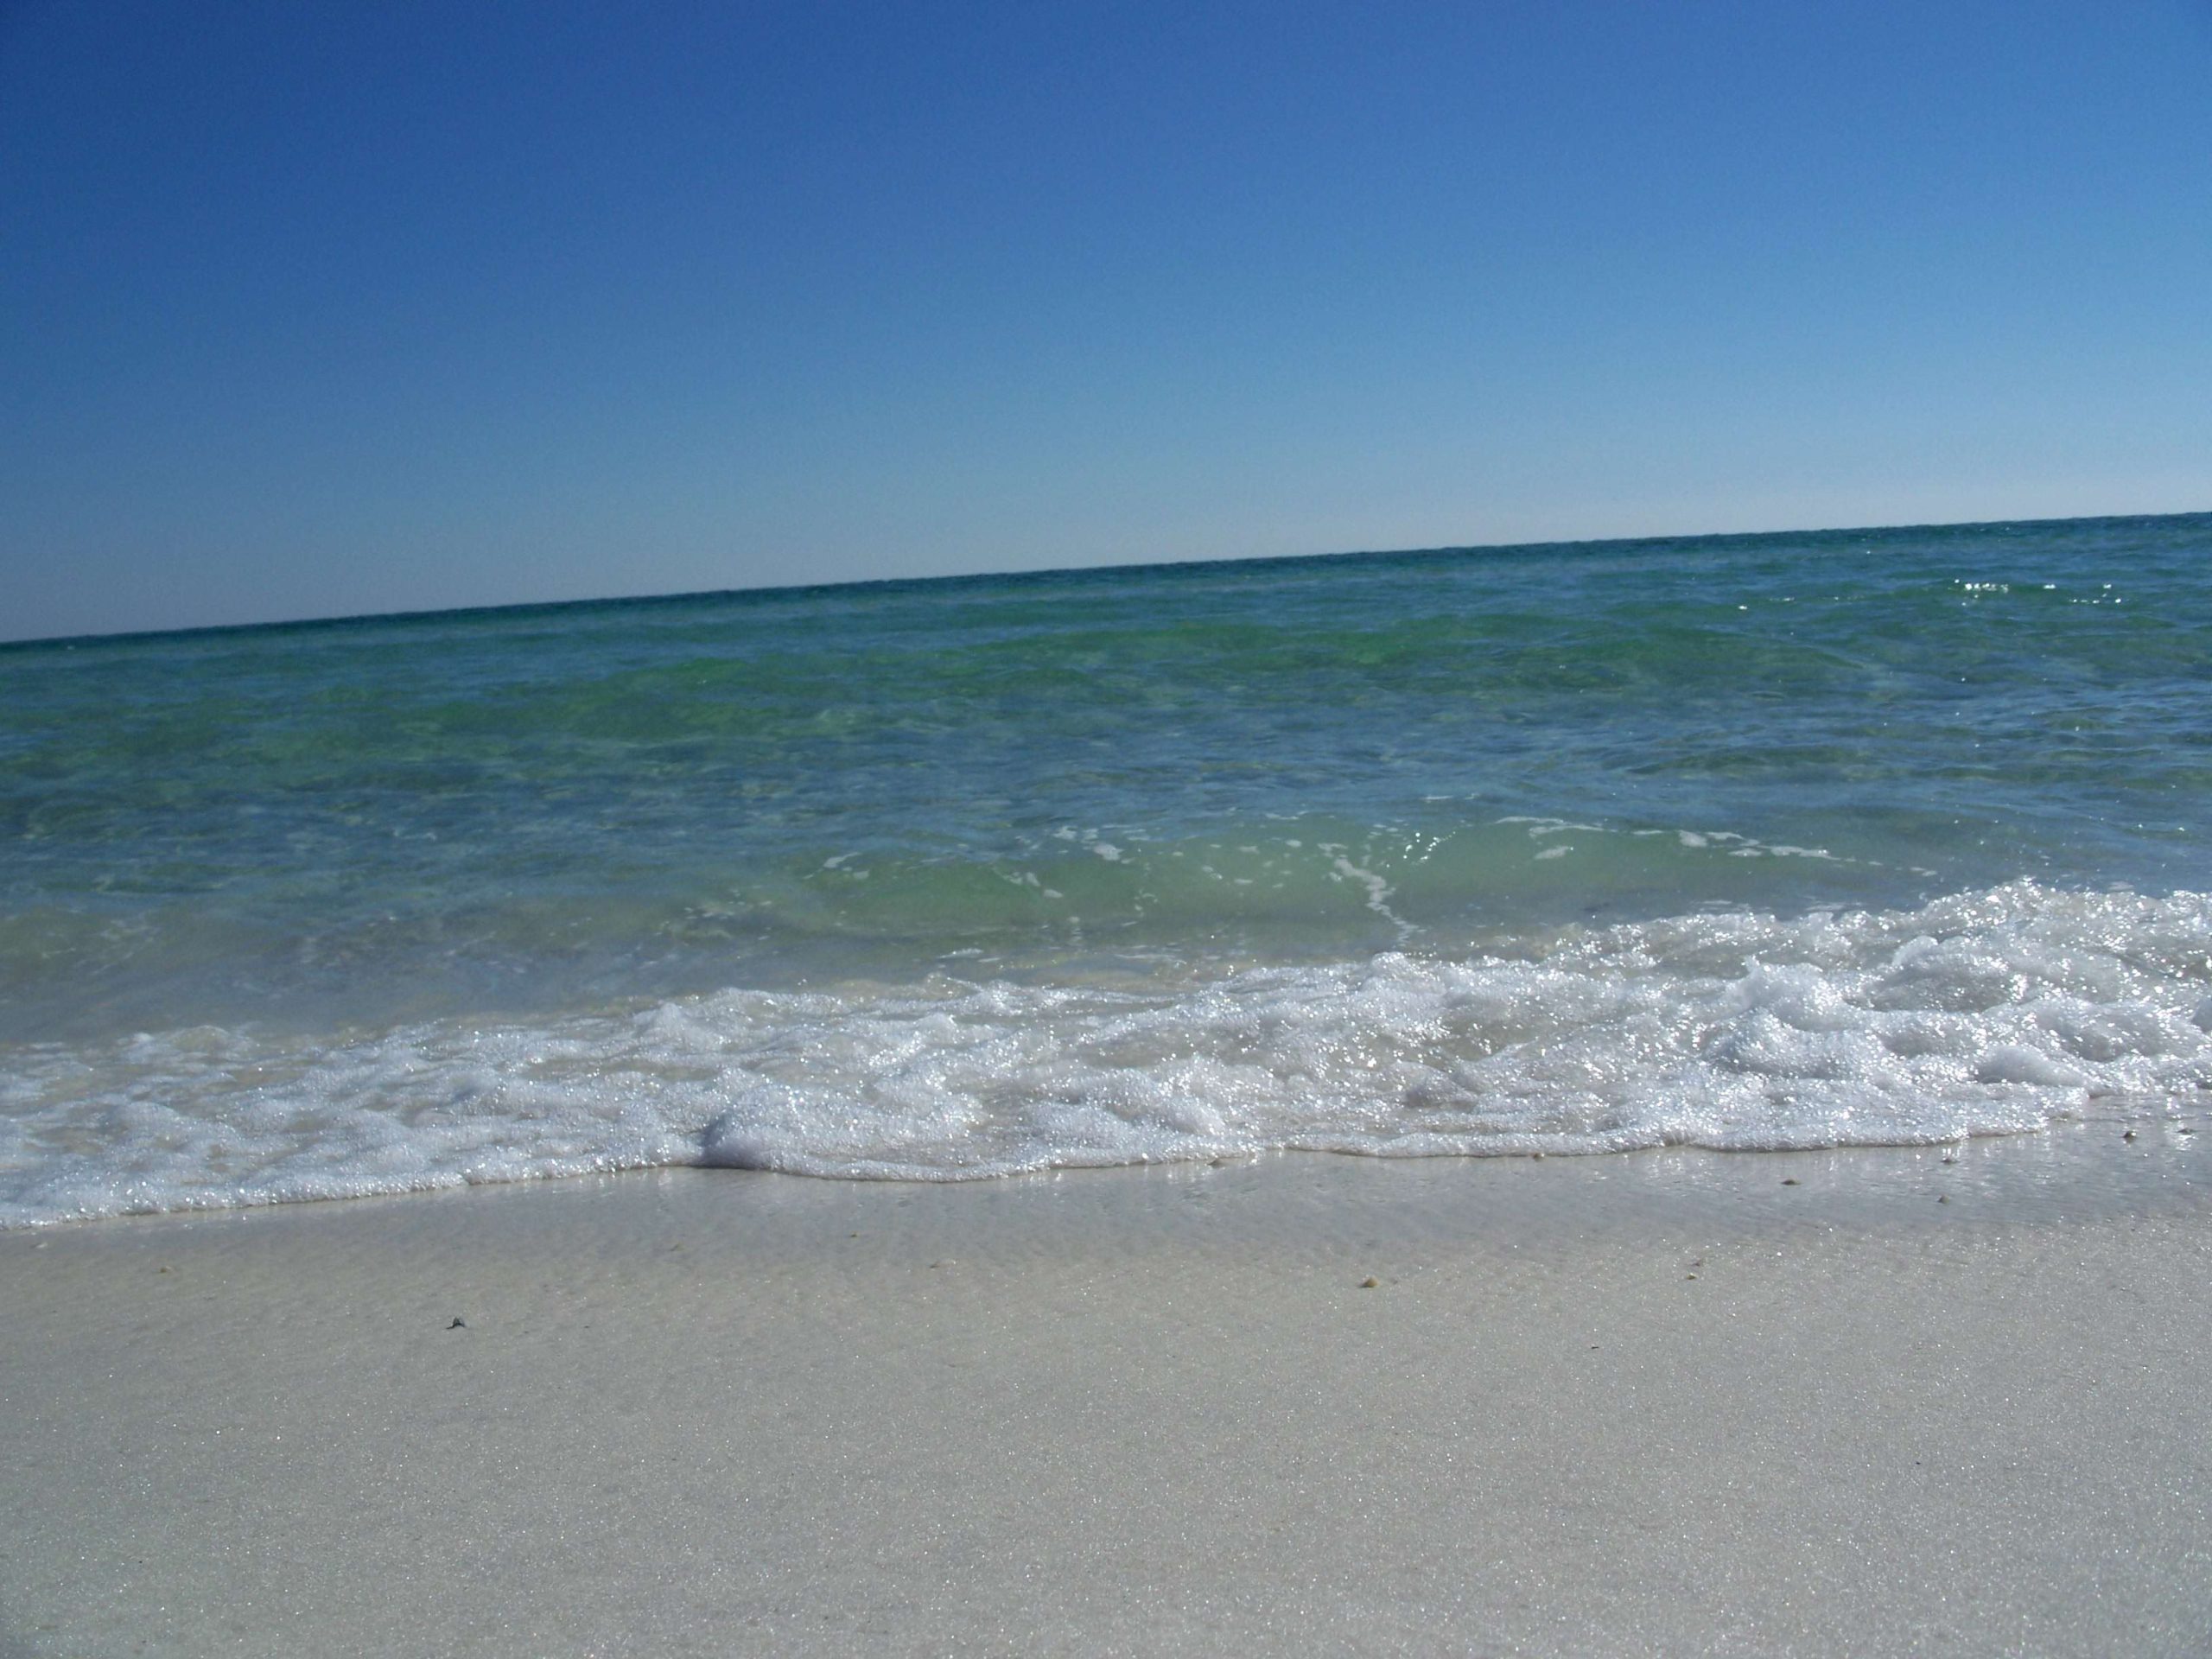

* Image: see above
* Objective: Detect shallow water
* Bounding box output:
[4,513,2209,1222]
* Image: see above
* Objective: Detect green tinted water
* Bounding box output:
[3,513,2206,1045]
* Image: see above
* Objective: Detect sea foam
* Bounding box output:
[3,880,2207,1225]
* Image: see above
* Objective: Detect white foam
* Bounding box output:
[3,880,2209,1225]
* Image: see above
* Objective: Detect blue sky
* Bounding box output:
[3,1,2208,640]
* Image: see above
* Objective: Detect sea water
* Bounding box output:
[3,514,2209,1224]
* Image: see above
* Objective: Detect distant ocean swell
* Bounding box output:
[4,879,2207,1225]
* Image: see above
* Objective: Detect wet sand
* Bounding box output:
[4,1121,2209,1656]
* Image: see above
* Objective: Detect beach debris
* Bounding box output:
[448,1316,466,1329]
[1358,1275,1380,1288]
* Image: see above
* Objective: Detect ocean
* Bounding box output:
[3,513,2209,1225]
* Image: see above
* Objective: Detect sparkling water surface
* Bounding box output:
[4,514,2209,1221]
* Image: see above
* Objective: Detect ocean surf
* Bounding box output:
[4,513,2208,1224]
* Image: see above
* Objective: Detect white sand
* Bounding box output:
[3,1121,2210,1656]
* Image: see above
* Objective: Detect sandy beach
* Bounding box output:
[8,3,2209,1653]
[4,1122,2209,1656]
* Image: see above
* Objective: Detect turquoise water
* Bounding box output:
[4,514,2209,1221]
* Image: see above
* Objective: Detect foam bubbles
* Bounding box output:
[3,880,2209,1225]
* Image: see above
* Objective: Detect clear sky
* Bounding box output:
[3,1,2207,641]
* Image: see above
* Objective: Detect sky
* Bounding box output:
[2,1,2208,642]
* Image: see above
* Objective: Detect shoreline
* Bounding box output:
[6,1124,2210,1655]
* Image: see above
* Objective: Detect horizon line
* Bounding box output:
[8,505,2206,652]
